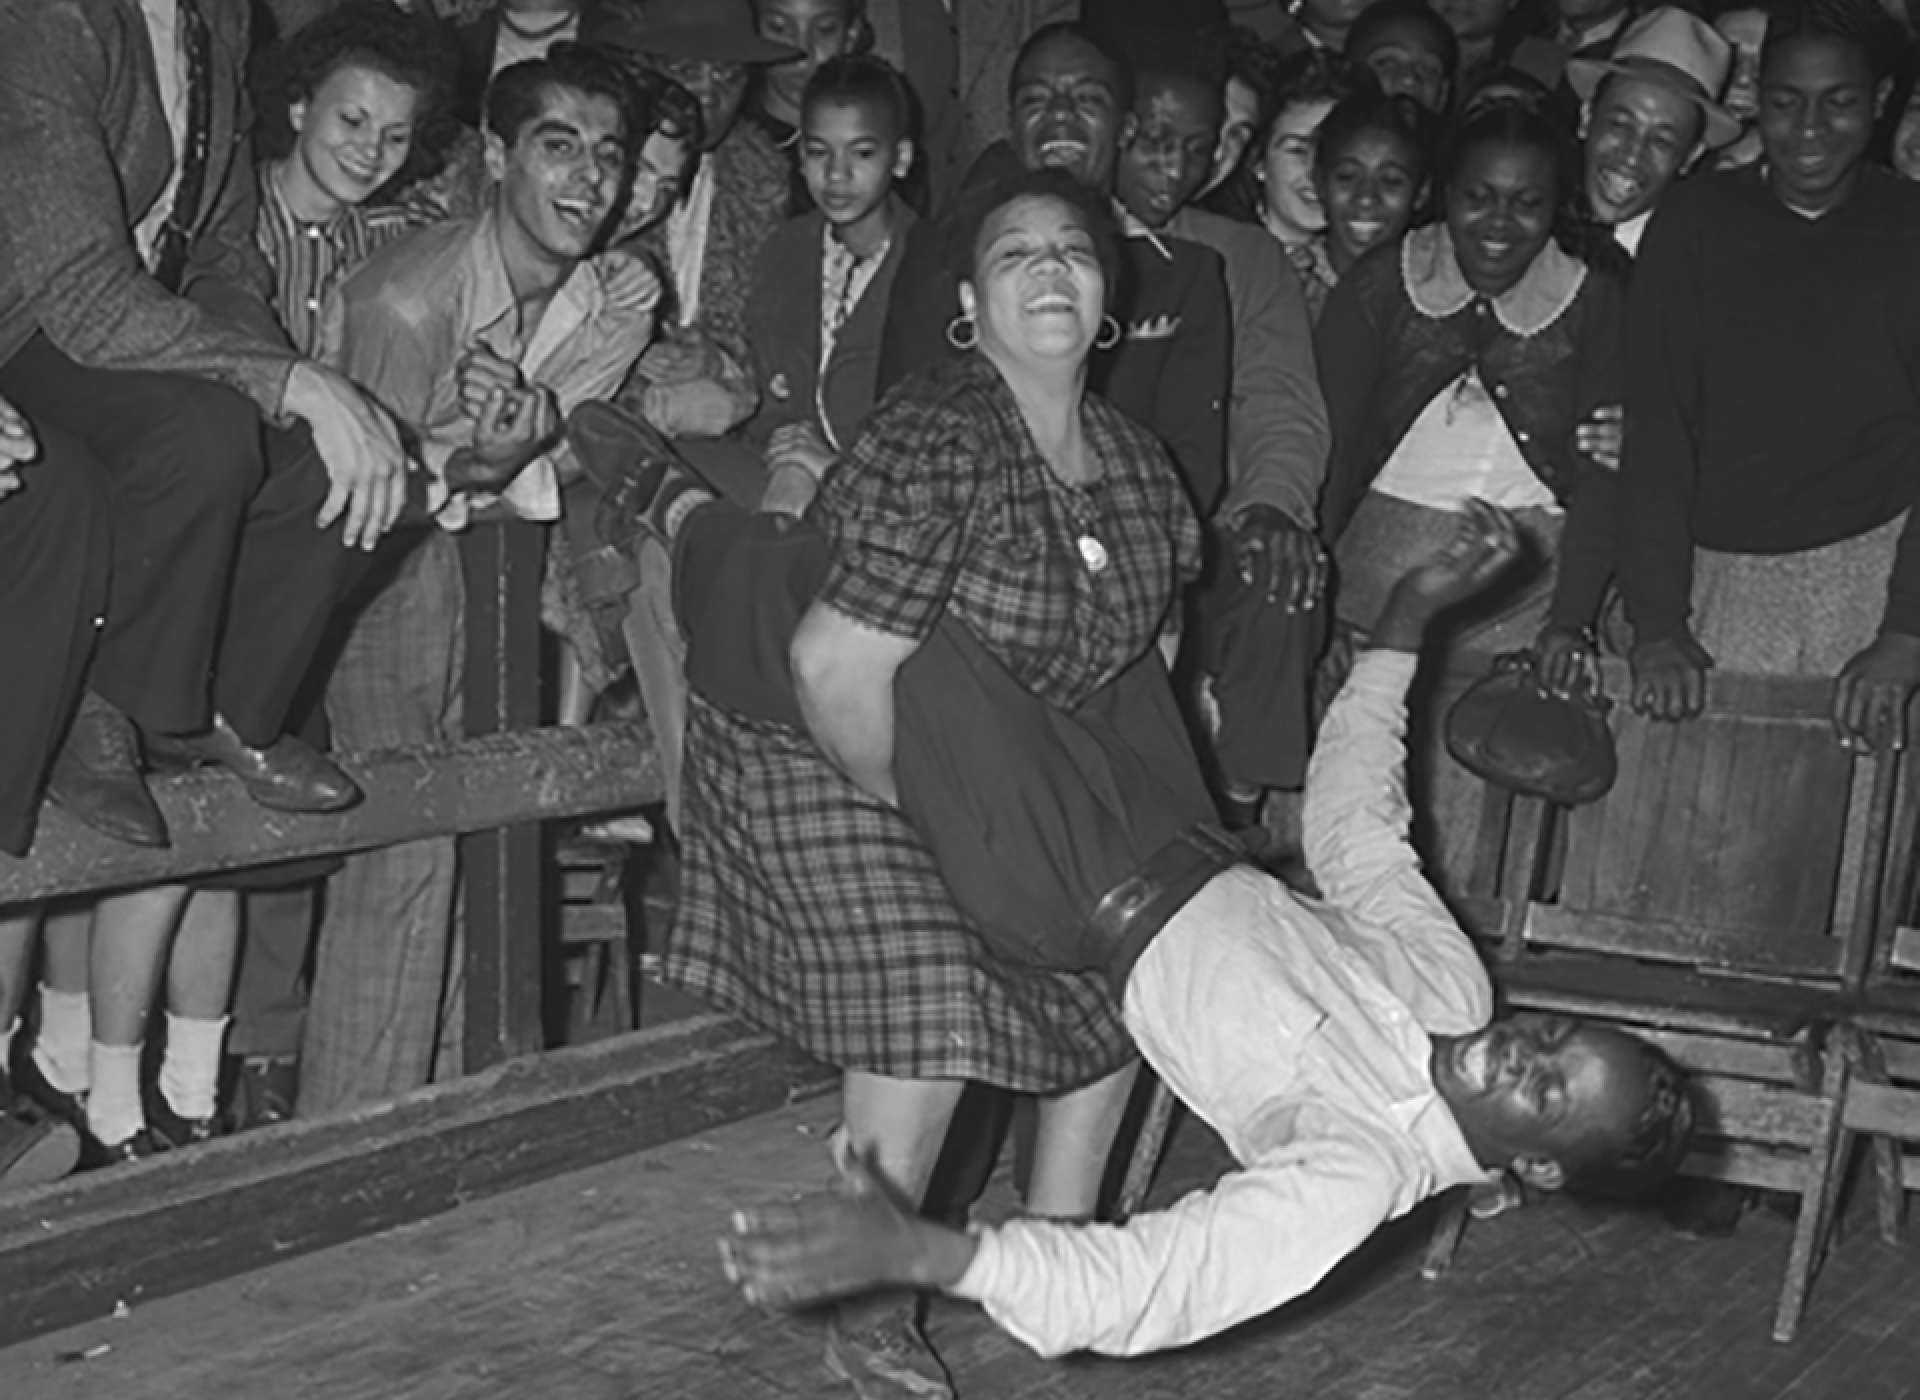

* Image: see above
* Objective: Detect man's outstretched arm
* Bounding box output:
[1303,501,1518,1030]
[722,1124,1400,1359]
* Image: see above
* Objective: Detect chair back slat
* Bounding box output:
[1545,666,1858,979]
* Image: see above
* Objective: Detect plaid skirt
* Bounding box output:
[662,696,1136,1091]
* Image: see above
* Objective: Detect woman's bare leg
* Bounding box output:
[838,1070,967,1205]
[1026,1060,1140,1219]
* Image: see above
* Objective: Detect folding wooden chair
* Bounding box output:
[1428,665,1902,1342]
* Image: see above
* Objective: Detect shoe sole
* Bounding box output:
[822,1336,954,1400]
[0,1122,80,1190]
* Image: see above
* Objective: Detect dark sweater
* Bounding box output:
[1620,165,1920,643]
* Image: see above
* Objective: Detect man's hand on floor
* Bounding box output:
[719,1149,977,1309]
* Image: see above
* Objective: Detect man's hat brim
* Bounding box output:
[580,18,801,66]
[1568,55,1744,149]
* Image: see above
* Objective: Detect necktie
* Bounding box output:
[152,0,214,294]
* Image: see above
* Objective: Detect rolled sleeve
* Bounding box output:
[814,386,977,640]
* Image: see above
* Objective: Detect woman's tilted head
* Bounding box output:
[1440,94,1575,296]
[1314,88,1435,271]
[946,169,1121,370]
[256,0,456,218]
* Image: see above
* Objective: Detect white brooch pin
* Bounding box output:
[1077,535,1110,574]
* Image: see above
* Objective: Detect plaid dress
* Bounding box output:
[664,356,1201,1089]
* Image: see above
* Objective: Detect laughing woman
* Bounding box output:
[254,1,455,355]
[1312,87,1435,288]
[1314,94,1624,885]
[568,167,1208,1395]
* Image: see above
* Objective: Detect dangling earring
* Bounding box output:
[1095,315,1123,351]
[946,313,979,351]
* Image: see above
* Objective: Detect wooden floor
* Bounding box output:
[6,1097,1919,1400]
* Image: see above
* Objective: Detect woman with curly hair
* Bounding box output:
[253,0,458,354]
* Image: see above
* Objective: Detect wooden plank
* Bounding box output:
[1522,907,1848,980]
[0,1015,831,1347]
[459,521,549,1071]
[0,724,660,907]
[1696,1076,1830,1145]
[16,1095,1920,1400]
[1842,1079,1920,1139]
[1890,925,1920,973]
[1632,1028,1808,1082]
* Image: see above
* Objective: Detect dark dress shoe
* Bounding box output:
[229,1055,298,1131]
[45,692,169,847]
[0,1070,80,1189]
[10,1041,88,1136]
[146,1086,223,1151]
[80,1126,161,1169]
[148,714,362,814]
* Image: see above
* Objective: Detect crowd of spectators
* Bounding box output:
[0,0,1917,1387]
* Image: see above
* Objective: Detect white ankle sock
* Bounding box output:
[35,985,92,1094]
[0,1015,16,1069]
[159,1013,228,1121]
[86,1041,144,1147]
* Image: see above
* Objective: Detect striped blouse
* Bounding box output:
[253,162,414,356]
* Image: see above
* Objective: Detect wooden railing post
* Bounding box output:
[459,520,548,1070]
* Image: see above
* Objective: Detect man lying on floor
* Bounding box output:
[701,499,1692,1359]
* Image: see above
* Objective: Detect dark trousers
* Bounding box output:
[0,435,111,855]
[0,334,371,746]
[1189,565,1325,793]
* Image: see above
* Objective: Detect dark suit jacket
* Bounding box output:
[744,200,918,451]
[0,0,296,409]
[876,146,1232,515]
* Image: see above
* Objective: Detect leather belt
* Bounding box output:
[1089,822,1249,995]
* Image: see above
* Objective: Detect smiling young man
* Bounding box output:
[303,46,660,1114]
[1618,0,1920,750]
[1113,55,1333,846]
[879,23,1234,513]
[717,502,1692,1367]
[1566,8,1739,257]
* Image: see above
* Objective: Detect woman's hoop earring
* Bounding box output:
[1095,315,1123,351]
[946,313,979,351]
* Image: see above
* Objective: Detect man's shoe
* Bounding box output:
[824,1296,955,1400]
[45,692,169,847]
[566,402,712,557]
[148,715,361,814]
[0,1070,80,1190]
[80,1126,161,1169]
[10,1042,88,1137]
[228,1055,298,1131]
[146,1086,222,1152]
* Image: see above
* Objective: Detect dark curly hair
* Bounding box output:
[944,167,1123,312]
[487,46,637,148]
[1314,88,1439,185]
[1559,1038,1695,1203]
[251,0,457,178]
[802,53,916,140]
[1760,0,1907,83]
[1347,0,1461,88]
[625,65,707,152]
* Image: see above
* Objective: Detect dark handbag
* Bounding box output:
[1444,650,1617,806]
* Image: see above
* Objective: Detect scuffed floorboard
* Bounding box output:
[5,1098,1918,1400]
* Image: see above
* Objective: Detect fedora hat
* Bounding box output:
[1567,8,1742,148]
[580,0,800,66]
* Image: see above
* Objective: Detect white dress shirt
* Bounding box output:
[953,651,1495,1358]
[133,0,190,270]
